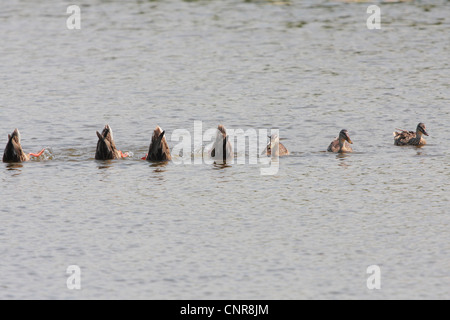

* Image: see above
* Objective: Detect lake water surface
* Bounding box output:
[0,0,449,299]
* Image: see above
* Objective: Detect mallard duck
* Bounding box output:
[327,129,353,153]
[142,126,172,161]
[394,123,429,146]
[263,134,289,156]
[95,125,128,160]
[2,129,45,163]
[211,125,233,163]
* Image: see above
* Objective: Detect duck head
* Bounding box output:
[339,129,353,144]
[417,123,429,136]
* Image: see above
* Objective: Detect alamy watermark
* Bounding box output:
[366,265,381,290]
[66,4,381,31]
[367,5,381,30]
[66,5,81,30]
[66,265,81,290]
[170,121,281,175]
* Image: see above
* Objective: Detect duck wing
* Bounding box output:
[327,138,340,153]
[279,143,289,156]
[394,130,416,146]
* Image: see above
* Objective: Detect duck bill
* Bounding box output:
[347,137,353,144]
[423,131,429,136]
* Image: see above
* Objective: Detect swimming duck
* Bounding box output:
[327,129,353,153]
[95,125,128,160]
[211,125,233,163]
[142,126,172,161]
[263,134,289,156]
[394,123,429,146]
[2,129,45,163]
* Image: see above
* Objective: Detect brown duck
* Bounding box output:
[142,126,172,161]
[95,125,128,160]
[211,125,233,163]
[327,129,353,153]
[263,134,289,157]
[394,123,429,146]
[2,129,45,163]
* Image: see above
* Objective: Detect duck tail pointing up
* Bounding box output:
[394,128,406,137]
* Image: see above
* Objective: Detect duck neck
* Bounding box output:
[338,137,346,151]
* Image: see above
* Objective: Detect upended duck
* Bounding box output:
[3,128,45,163]
[142,126,172,161]
[95,125,129,160]
[327,129,353,153]
[394,123,429,146]
[210,125,233,163]
[263,134,289,157]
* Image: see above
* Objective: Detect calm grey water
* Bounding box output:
[1,0,449,300]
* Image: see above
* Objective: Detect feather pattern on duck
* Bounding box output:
[95,125,127,160]
[3,129,45,163]
[263,134,289,156]
[146,126,172,161]
[394,123,429,146]
[211,125,233,163]
[327,129,353,153]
